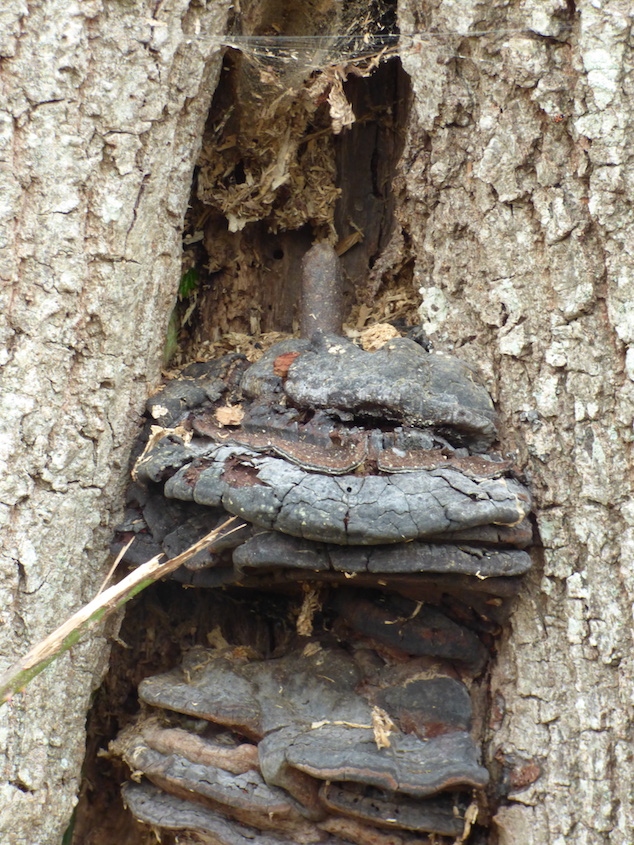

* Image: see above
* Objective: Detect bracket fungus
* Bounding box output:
[111,244,533,843]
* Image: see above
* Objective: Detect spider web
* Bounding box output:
[215,33,399,72]
[206,24,578,87]
[207,0,399,84]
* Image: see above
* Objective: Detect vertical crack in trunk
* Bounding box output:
[74,4,535,843]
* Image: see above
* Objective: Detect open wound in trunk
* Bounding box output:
[109,243,533,843]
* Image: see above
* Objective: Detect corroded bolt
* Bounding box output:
[300,243,343,338]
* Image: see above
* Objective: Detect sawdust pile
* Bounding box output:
[168,282,420,373]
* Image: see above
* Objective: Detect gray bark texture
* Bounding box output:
[397,1,634,843]
[0,1,229,842]
[0,0,633,844]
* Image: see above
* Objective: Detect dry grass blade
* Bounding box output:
[0,516,243,705]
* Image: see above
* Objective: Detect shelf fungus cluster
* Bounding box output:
[111,246,533,844]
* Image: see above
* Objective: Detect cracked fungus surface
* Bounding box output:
[111,326,533,843]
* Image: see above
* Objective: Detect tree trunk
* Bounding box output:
[0,1,230,842]
[397,2,634,842]
[2,0,633,843]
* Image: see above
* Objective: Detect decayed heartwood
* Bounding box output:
[1,0,633,843]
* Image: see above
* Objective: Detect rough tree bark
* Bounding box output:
[1,1,633,844]
[397,2,634,842]
[0,1,230,842]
